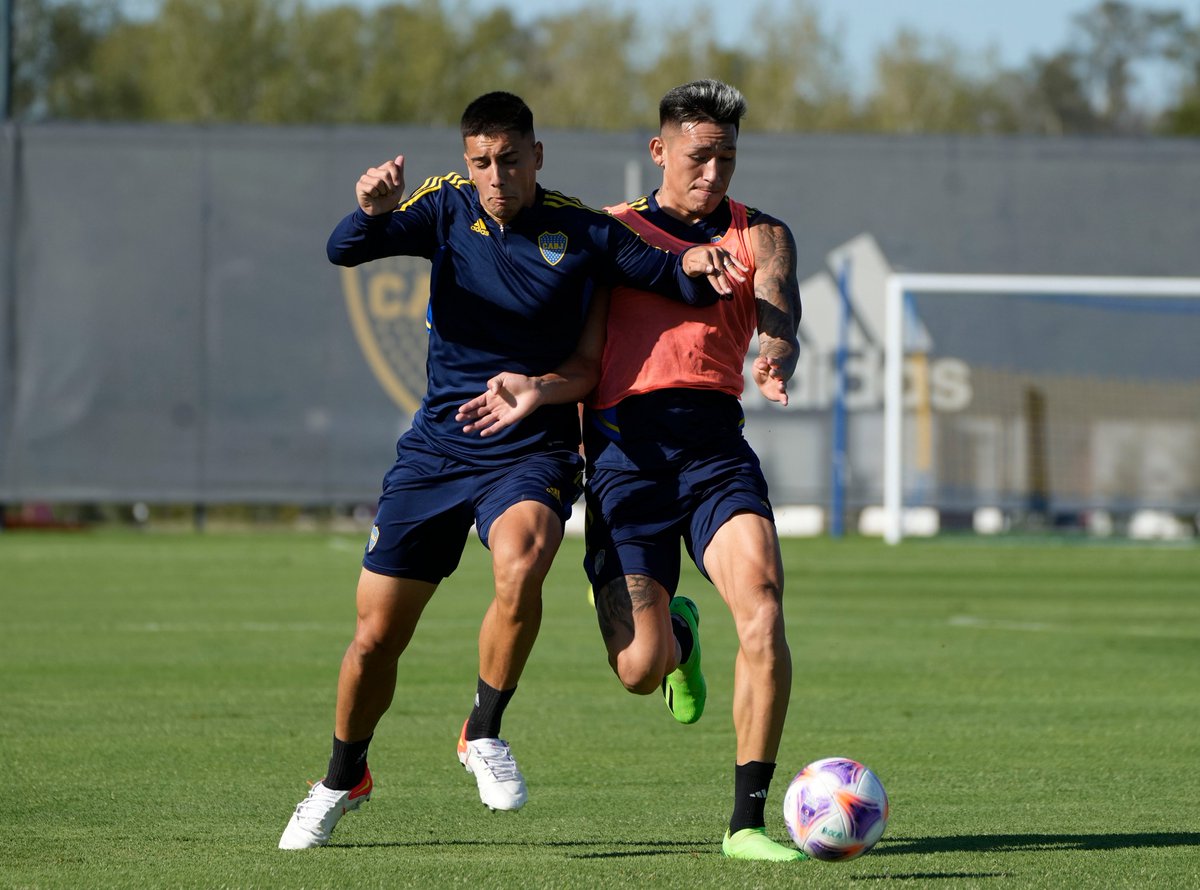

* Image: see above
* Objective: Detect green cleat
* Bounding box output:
[722,828,808,862]
[662,595,706,724]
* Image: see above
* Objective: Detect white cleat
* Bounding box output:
[457,725,527,811]
[278,768,373,849]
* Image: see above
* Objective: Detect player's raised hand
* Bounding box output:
[680,245,748,297]
[357,154,406,216]
[456,373,544,436]
[752,354,790,406]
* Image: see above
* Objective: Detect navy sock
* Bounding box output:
[730,760,776,834]
[464,677,516,741]
[325,734,372,790]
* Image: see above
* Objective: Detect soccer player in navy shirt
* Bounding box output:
[455,81,803,862]
[279,91,746,849]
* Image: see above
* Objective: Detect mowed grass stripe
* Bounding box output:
[1,531,1197,889]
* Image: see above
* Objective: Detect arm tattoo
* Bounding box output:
[751,215,801,372]
[751,214,801,340]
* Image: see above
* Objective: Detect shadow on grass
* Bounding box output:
[875,832,1200,855]
[336,839,707,858]
[850,875,1008,882]
[334,831,1200,864]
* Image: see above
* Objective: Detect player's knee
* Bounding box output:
[350,616,404,663]
[617,666,660,696]
[492,540,557,594]
[613,647,670,695]
[734,588,787,656]
[617,670,660,696]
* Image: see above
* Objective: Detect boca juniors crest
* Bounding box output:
[341,257,432,413]
[538,231,568,266]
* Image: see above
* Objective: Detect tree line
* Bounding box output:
[12,0,1200,135]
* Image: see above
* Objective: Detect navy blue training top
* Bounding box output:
[327,173,717,464]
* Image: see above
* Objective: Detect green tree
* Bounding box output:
[141,0,291,121]
[80,16,154,119]
[637,6,737,116]
[1157,6,1200,134]
[356,0,463,124]
[11,0,1200,134]
[737,1,855,132]
[254,3,368,123]
[12,0,124,119]
[636,2,853,133]
[1018,51,1105,135]
[1067,0,1187,133]
[451,7,538,117]
[521,7,643,129]
[862,30,990,133]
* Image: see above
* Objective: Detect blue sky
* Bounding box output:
[462,0,1186,107]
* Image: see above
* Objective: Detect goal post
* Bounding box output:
[883,273,1200,544]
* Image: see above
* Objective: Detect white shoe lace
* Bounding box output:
[293,782,344,820]
[469,740,523,783]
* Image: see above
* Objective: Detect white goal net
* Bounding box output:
[883,274,1200,543]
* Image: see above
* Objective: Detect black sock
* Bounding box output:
[325,734,372,790]
[672,612,694,664]
[729,760,777,834]
[464,677,516,741]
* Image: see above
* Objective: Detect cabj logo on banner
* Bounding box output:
[341,257,431,413]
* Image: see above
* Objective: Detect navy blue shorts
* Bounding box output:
[364,430,584,583]
[583,438,772,593]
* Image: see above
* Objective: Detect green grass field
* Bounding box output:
[2,530,1198,889]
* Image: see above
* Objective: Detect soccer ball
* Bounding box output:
[782,757,889,861]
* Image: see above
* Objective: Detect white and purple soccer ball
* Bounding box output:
[782,757,889,861]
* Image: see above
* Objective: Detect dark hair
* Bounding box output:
[658,79,747,132]
[461,91,535,140]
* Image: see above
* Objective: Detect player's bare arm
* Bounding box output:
[750,214,801,405]
[457,287,610,436]
[357,154,406,216]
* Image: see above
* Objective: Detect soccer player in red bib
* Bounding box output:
[279,91,742,850]
[458,80,802,861]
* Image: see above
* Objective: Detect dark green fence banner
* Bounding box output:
[2,123,1199,507]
